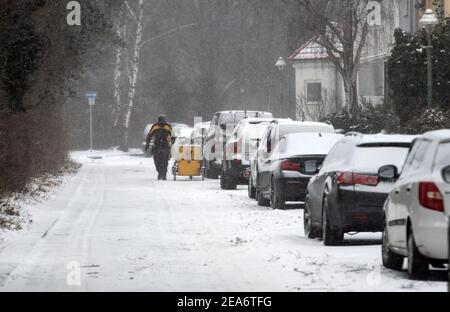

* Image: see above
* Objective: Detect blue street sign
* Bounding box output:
[86,91,97,100]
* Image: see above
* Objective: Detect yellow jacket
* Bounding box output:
[147,123,172,147]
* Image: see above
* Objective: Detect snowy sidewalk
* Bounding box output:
[0,151,446,291]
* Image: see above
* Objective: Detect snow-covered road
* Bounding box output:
[0,151,447,292]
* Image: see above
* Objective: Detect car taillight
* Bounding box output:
[280,160,301,171]
[419,182,444,212]
[353,173,379,186]
[337,172,353,185]
[233,139,243,154]
[233,159,242,166]
[336,172,378,186]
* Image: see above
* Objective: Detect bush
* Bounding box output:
[323,104,401,134]
[0,109,69,196]
[401,108,450,134]
[388,18,450,124]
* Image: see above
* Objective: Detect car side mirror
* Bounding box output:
[379,165,399,180]
[442,166,450,183]
[220,124,227,131]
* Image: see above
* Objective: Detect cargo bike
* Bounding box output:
[171,128,208,181]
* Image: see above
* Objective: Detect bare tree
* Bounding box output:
[296,90,336,121]
[118,0,145,151]
[112,4,126,146]
[294,0,372,119]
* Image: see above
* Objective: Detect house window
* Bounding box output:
[306,81,322,103]
[402,0,409,16]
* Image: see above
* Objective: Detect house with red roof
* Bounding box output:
[289,0,405,121]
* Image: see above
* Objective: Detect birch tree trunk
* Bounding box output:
[112,9,126,147]
[120,0,144,152]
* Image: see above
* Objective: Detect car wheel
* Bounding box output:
[407,228,429,280]
[257,191,270,206]
[304,196,318,239]
[212,168,220,180]
[248,176,256,199]
[256,177,270,207]
[322,197,343,246]
[220,168,227,189]
[228,173,237,190]
[220,167,237,190]
[201,167,206,181]
[271,179,286,210]
[382,225,403,270]
[205,161,219,179]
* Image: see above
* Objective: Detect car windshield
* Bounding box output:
[435,142,450,167]
[219,113,235,124]
[353,146,410,174]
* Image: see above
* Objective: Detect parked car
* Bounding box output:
[304,133,415,246]
[171,123,190,144]
[248,119,292,198]
[382,130,450,280]
[142,124,154,158]
[254,121,336,208]
[220,118,274,190]
[171,127,194,160]
[203,110,273,179]
[191,121,211,146]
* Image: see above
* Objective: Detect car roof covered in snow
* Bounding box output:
[421,129,450,141]
[215,110,271,114]
[194,121,211,128]
[238,117,274,124]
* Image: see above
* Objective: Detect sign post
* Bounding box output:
[86,91,97,152]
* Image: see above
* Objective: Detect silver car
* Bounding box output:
[382,130,450,280]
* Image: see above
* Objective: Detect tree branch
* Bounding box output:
[139,23,199,49]
[124,1,138,22]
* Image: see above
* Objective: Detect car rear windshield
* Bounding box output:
[435,142,450,167]
[243,123,270,140]
[278,124,334,138]
[353,145,410,174]
[219,112,272,124]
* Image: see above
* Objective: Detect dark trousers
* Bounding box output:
[153,147,170,179]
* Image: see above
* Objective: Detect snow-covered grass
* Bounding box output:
[0,161,80,232]
[0,150,446,291]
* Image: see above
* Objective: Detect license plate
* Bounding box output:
[304,161,318,173]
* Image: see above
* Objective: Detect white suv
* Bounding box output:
[382,130,450,280]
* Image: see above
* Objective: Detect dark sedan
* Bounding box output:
[256,132,342,210]
[304,133,415,246]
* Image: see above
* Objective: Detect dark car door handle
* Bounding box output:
[265,159,271,164]
[394,190,400,195]
[406,187,411,192]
